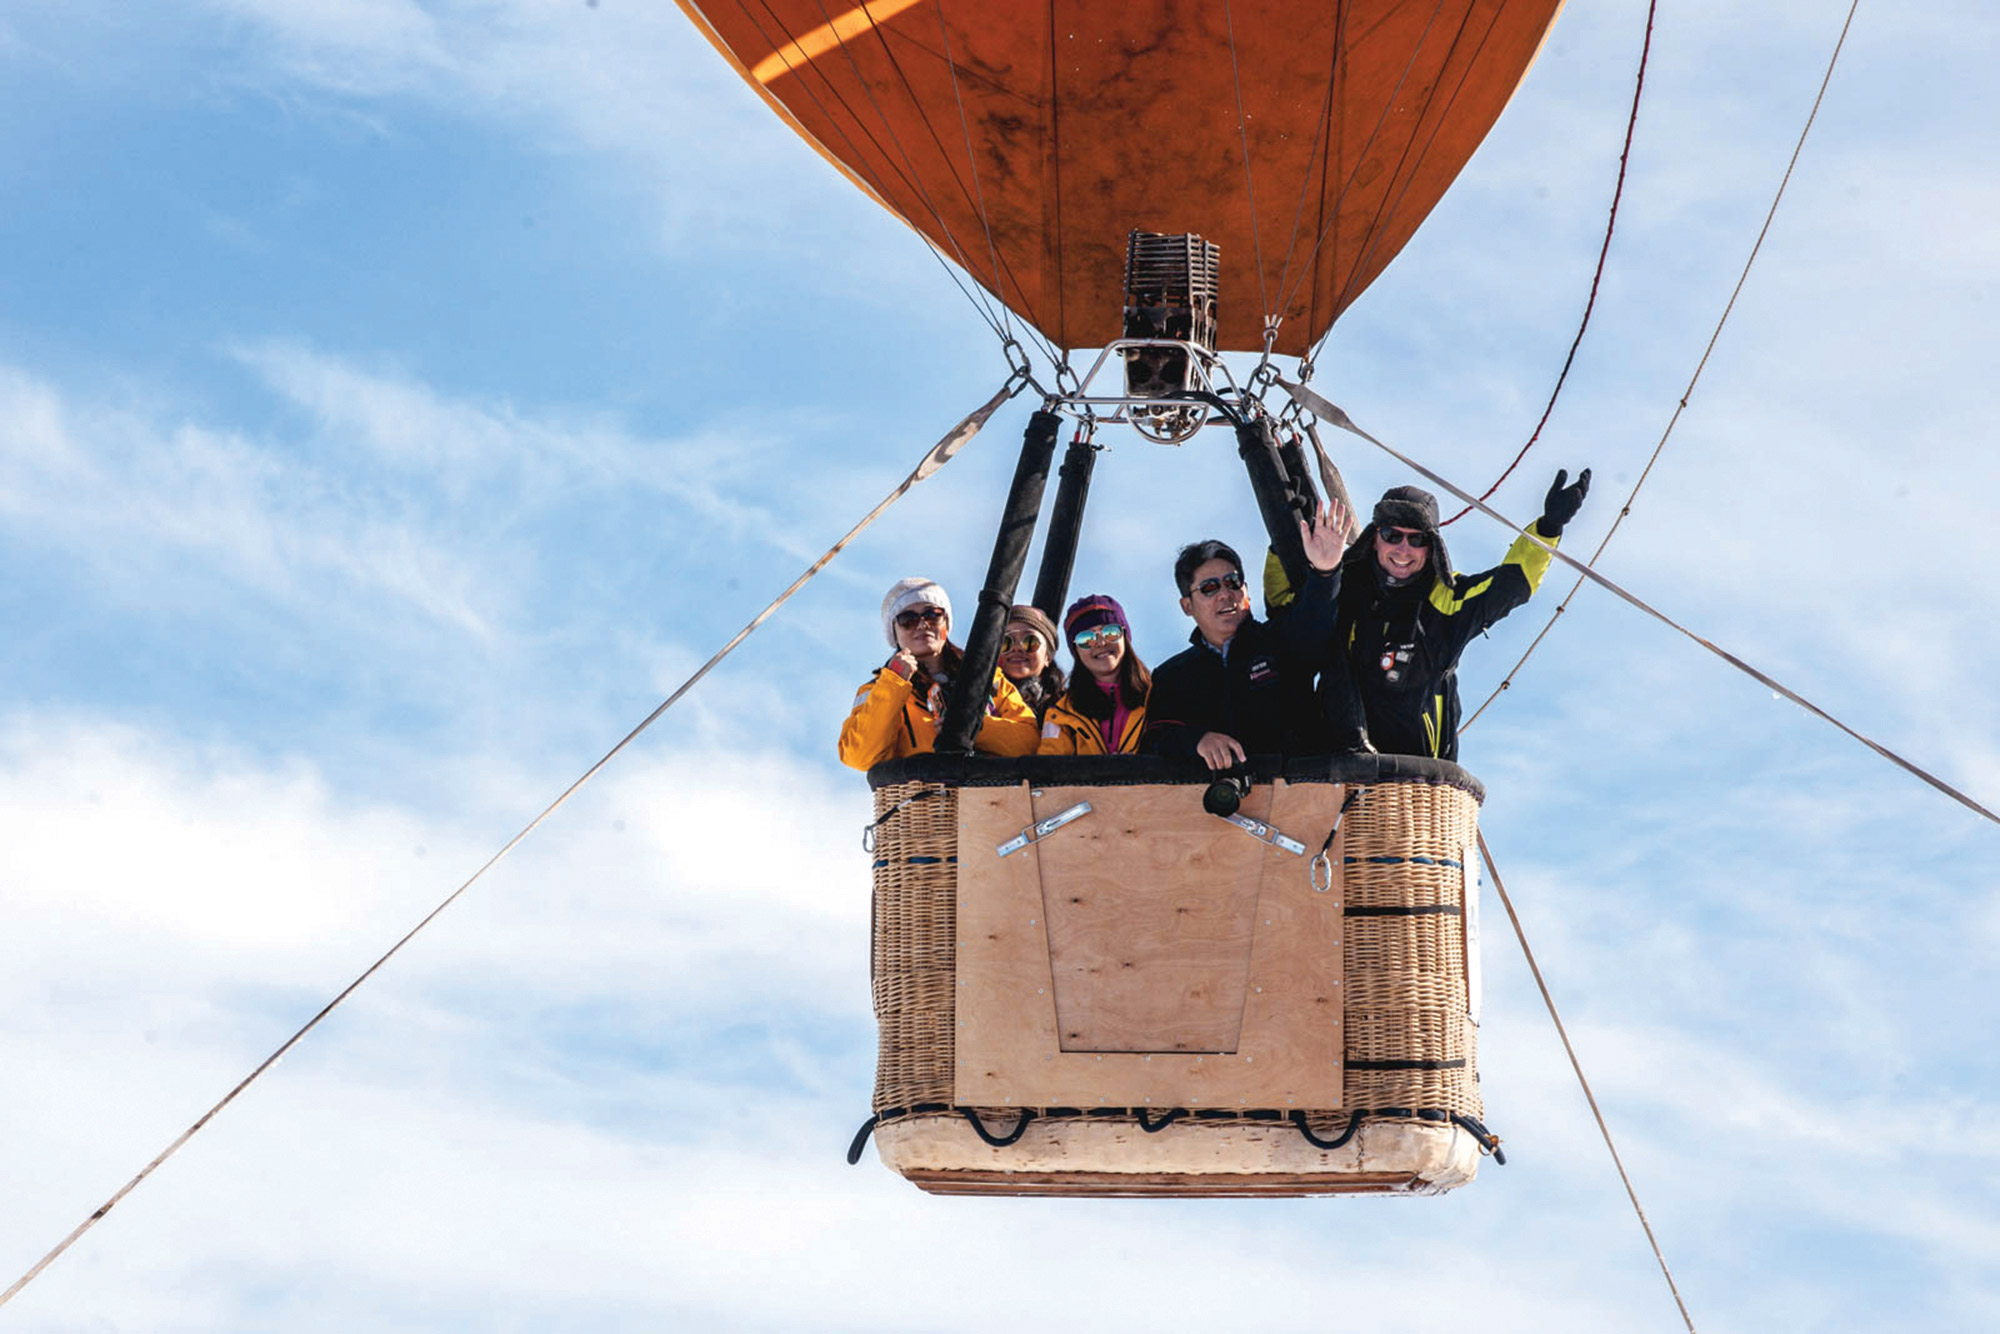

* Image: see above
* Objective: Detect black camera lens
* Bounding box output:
[1202,774,1250,818]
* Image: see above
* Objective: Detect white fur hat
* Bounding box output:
[881,577,952,647]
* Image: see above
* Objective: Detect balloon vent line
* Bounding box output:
[1478,833,1700,1334]
[1285,377,2000,830]
[0,378,1023,1312]
[1439,0,1659,527]
[1458,0,1862,727]
[1220,0,1272,327]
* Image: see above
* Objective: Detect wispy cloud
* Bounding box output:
[0,361,495,634]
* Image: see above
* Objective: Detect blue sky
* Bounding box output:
[3,1,1998,1329]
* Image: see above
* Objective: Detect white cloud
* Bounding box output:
[6,1,2000,1328]
[0,362,496,634]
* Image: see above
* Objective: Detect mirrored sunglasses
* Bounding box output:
[1194,571,1246,597]
[1072,625,1125,650]
[1000,631,1045,653]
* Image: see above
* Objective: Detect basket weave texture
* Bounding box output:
[869,778,1479,1125]
[1340,781,1482,1118]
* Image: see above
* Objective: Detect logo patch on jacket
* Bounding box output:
[1247,656,1277,683]
[1041,721,1060,739]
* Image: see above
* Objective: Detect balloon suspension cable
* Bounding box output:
[1289,0,1479,363]
[0,377,1027,1312]
[761,0,1061,371]
[1478,834,1700,1334]
[931,0,1014,342]
[1282,378,2000,830]
[1220,0,1272,325]
[1459,0,1862,731]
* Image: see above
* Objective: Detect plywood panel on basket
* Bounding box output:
[1032,784,1269,1052]
[956,780,1347,1111]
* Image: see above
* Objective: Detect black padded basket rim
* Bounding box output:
[867,752,1484,804]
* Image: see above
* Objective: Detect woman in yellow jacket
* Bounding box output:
[839,577,1040,770]
[1038,594,1150,756]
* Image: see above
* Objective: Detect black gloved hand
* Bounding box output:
[1539,467,1591,537]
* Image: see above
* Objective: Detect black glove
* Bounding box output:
[1539,467,1591,537]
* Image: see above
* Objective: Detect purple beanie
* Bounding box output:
[1063,593,1130,644]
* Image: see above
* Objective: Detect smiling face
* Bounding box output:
[1072,625,1127,683]
[893,604,949,662]
[998,621,1051,683]
[1374,525,1432,580]
[1180,557,1250,647]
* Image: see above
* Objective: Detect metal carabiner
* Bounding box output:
[1053,355,1082,398]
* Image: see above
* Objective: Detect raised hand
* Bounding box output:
[1298,497,1352,573]
[1540,467,1592,537]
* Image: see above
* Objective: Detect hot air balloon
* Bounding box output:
[678,0,1563,1196]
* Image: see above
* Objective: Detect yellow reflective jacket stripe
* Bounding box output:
[1427,521,1558,616]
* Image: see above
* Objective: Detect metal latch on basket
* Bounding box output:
[1220,812,1307,856]
[996,801,1094,857]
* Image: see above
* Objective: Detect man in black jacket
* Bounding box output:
[1322,469,1590,760]
[1142,503,1350,769]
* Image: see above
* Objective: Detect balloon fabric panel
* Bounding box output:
[678,0,1563,355]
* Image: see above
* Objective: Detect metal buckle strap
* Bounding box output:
[995,801,1093,857]
[1219,812,1306,856]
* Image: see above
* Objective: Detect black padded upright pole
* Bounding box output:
[1237,417,1313,594]
[936,409,1063,755]
[1275,429,1324,514]
[1029,431,1099,620]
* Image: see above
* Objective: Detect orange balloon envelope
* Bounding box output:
[678,0,1563,356]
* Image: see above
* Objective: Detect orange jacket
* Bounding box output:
[1037,686,1147,756]
[838,664,1039,770]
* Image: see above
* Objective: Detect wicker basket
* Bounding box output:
[864,760,1488,1196]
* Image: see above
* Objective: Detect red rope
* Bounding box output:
[1440,0,1658,526]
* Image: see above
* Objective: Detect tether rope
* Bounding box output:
[1478,832,1699,1334]
[0,378,1025,1311]
[1461,0,1862,727]
[1438,0,1658,527]
[1283,377,2000,829]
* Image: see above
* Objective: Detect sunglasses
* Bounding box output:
[1378,527,1430,548]
[894,606,948,629]
[1072,625,1125,650]
[1000,631,1045,653]
[1193,571,1245,598]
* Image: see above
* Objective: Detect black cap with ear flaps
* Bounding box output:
[1372,485,1440,534]
[1357,485,1451,582]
